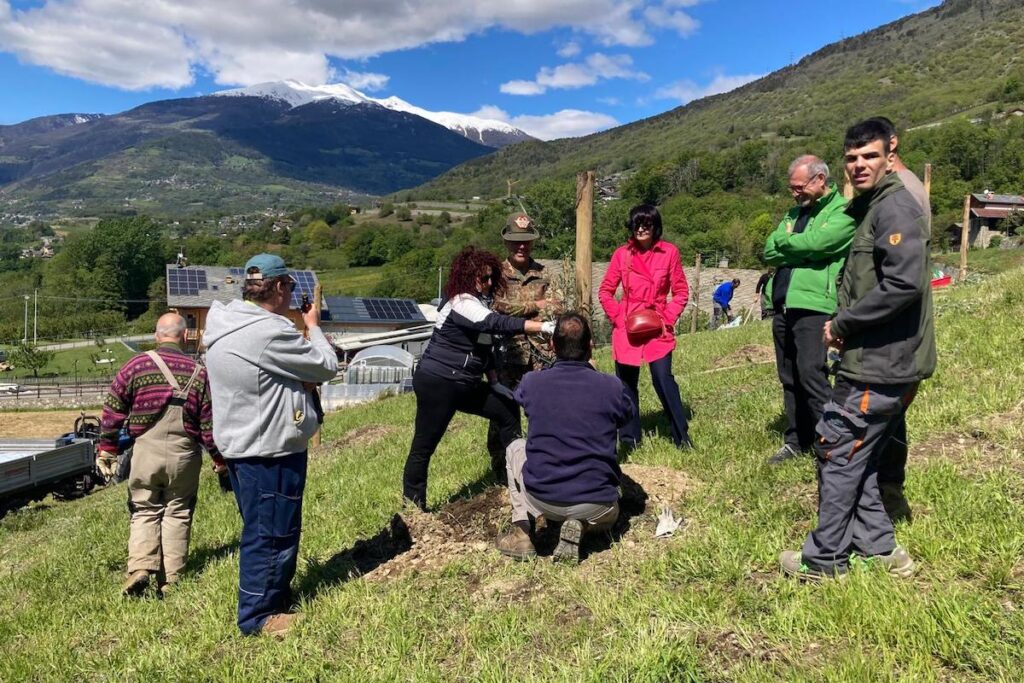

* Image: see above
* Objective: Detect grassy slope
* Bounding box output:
[316,266,386,297]
[415,0,1024,199]
[2,268,1024,681]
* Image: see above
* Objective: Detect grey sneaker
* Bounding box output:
[778,550,845,582]
[767,444,800,465]
[552,519,584,564]
[869,546,916,579]
[495,526,536,561]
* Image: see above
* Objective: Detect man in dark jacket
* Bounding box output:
[763,155,855,464]
[780,119,936,581]
[494,312,635,564]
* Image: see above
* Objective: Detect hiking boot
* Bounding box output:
[495,525,536,561]
[778,550,845,582]
[868,547,916,579]
[552,519,584,565]
[767,444,800,465]
[121,570,150,597]
[158,581,175,598]
[260,613,302,638]
[880,483,913,524]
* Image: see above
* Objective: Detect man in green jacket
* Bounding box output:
[780,120,935,581]
[763,155,855,464]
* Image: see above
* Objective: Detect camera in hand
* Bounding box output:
[301,292,312,313]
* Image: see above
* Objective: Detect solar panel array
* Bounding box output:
[357,298,421,321]
[167,268,209,296]
[228,267,245,276]
[289,271,318,309]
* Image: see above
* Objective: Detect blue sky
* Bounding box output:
[0,0,940,138]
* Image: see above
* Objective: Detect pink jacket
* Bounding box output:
[599,240,689,366]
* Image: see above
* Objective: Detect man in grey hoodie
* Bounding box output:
[204,253,337,637]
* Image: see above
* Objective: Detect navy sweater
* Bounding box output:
[515,360,635,504]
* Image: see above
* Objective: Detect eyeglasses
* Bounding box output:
[286,279,297,292]
[789,174,823,194]
[632,222,654,234]
[479,273,493,283]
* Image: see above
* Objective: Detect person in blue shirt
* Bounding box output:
[711,278,740,329]
[494,312,636,564]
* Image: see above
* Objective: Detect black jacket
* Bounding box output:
[417,293,526,385]
[832,173,936,384]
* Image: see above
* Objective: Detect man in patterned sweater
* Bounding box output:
[99,312,224,597]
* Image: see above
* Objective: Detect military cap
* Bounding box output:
[501,212,540,241]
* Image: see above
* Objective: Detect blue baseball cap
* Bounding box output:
[243,253,290,280]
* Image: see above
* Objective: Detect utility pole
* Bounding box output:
[33,289,38,345]
[437,266,443,303]
[690,253,702,333]
[574,171,595,317]
[960,193,971,282]
[23,295,29,344]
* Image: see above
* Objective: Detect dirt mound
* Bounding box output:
[322,424,398,453]
[337,463,699,584]
[713,344,774,369]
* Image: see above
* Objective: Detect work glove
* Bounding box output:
[654,505,682,538]
[490,382,515,402]
[540,320,556,336]
[96,451,118,484]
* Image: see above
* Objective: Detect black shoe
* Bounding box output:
[767,444,801,465]
[677,435,695,450]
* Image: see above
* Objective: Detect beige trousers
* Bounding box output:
[126,353,203,583]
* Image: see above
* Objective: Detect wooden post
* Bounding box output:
[959,194,971,283]
[842,168,854,200]
[310,283,324,448]
[690,252,702,333]
[923,163,932,200]
[574,171,594,317]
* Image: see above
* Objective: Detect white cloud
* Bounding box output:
[597,96,621,105]
[501,53,648,96]
[654,72,763,104]
[557,41,581,58]
[643,6,699,37]
[471,105,618,140]
[340,69,390,92]
[0,0,675,90]
[500,80,547,96]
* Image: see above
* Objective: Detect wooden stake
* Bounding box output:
[310,282,324,448]
[690,252,702,334]
[574,171,595,317]
[842,168,854,200]
[959,194,971,283]
[923,163,932,200]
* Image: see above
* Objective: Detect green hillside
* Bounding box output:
[415,0,1024,200]
[2,267,1023,680]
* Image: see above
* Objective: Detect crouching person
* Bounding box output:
[205,254,338,637]
[495,312,635,564]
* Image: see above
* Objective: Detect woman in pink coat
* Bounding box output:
[598,204,693,449]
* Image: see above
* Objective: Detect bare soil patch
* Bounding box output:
[712,344,775,370]
[0,410,90,439]
[327,463,700,587]
[912,401,1024,475]
[322,424,398,453]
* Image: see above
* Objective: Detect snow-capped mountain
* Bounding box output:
[216,80,534,148]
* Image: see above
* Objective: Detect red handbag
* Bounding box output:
[622,251,664,343]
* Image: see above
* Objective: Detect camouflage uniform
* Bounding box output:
[486,212,564,480]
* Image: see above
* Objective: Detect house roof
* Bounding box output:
[972,193,1024,205]
[322,296,426,325]
[165,265,322,311]
[972,207,1021,219]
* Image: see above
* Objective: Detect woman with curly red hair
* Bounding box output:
[403,246,553,510]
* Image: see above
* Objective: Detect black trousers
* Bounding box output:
[402,370,520,510]
[772,309,832,451]
[615,352,690,447]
